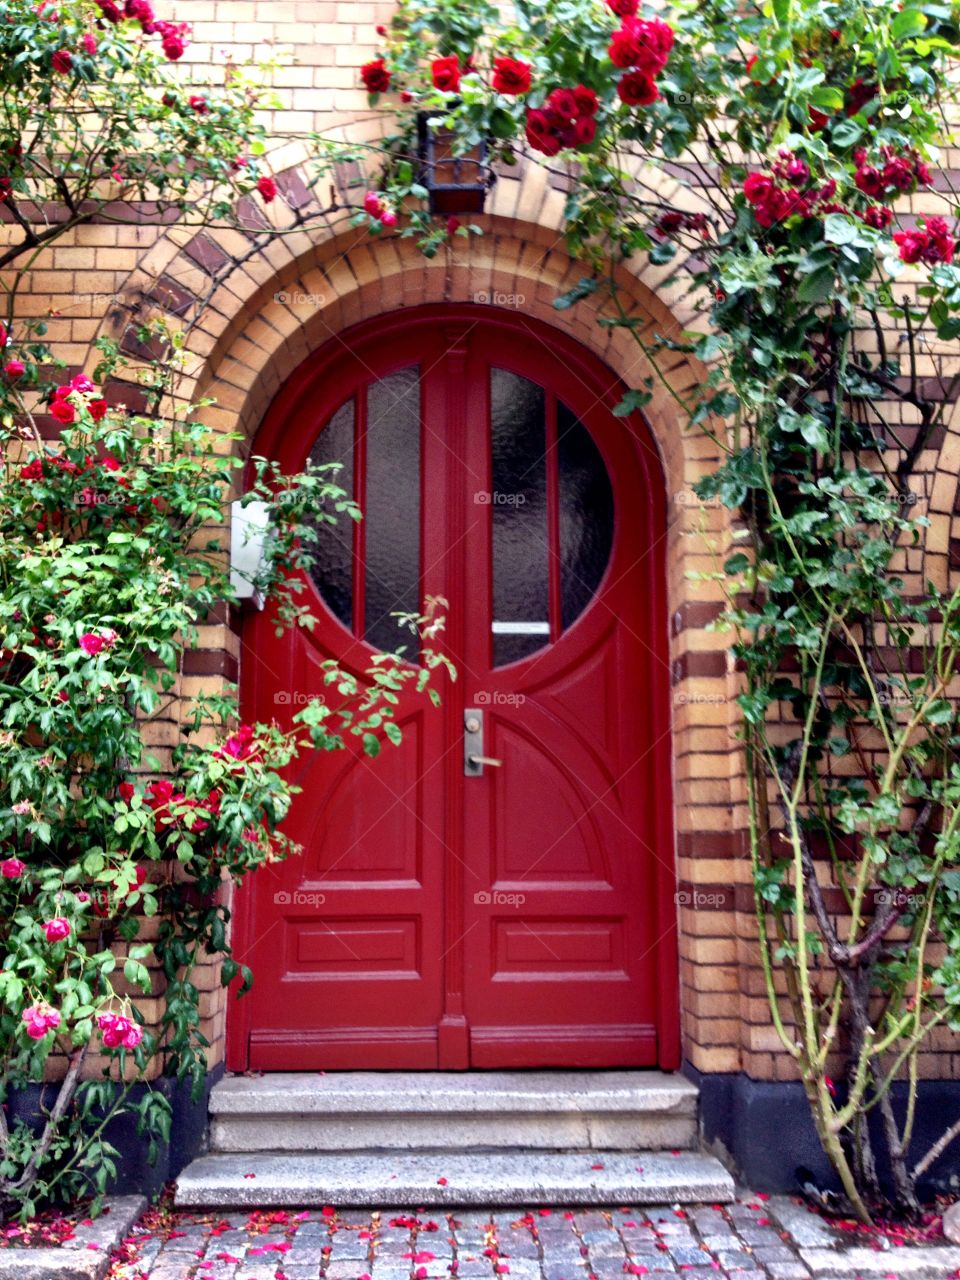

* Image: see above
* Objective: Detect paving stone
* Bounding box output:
[764,1265,811,1280]
[799,1244,960,1276]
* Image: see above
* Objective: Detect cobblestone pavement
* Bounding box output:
[108,1194,960,1280]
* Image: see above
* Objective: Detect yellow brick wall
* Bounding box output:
[7,0,960,1084]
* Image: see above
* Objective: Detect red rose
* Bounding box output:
[1,858,24,879]
[525,109,550,139]
[257,175,277,203]
[607,0,639,12]
[0,323,7,347]
[608,23,642,68]
[51,400,75,425]
[609,17,673,74]
[431,55,461,92]
[51,49,73,75]
[743,172,775,203]
[492,56,532,96]
[188,95,209,114]
[119,782,135,803]
[4,359,24,380]
[96,0,122,18]
[361,57,391,95]
[447,216,461,235]
[547,87,578,121]
[862,206,893,230]
[161,30,186,60]
[854,165,884,198]
[573,116,597,146]
[573,84,599,117]
[617,72,659,106]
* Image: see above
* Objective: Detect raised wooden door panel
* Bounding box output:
[228,307,678,1073]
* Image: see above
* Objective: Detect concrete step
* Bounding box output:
[208,1071,699,1153]
[174,1149,735,1208]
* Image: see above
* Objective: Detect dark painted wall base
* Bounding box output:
[8,1064,221,1201]
[686,1063,960,1198]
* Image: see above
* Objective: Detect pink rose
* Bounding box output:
[97,1011,143,1049]
[1,859,25,878]
[43,917,71,943]
[22,1003,60,1040]
[4,360,24,380]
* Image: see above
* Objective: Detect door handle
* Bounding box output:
[464,708,502,776]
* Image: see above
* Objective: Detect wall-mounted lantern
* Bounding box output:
[230,499,271,610]
[417,111,492,215]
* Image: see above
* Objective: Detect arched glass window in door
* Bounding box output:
[305,362,614,666]
[308,365,421,655]
[490,368,614,667]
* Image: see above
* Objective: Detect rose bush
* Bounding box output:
[0,328,451,1219]
[338,0,960,1222]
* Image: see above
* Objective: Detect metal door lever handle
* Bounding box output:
[468,754,503,768]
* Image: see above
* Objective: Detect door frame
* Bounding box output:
[226,303,681,1072]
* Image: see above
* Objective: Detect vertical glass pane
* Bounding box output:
[557,402,614,631]
[491,369,549,667]
[364,366,421,654]
[307,397,355,632]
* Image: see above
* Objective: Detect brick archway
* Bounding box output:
[97,200,746,1075]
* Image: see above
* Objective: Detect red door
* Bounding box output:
[228,307,678,1072]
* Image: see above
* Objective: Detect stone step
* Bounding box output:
[208,1071,699,1153]
[174,1149,735,1208]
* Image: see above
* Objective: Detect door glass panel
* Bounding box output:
[557,402,615,631]
[307,397,355,632]
[490,369,549,667]
[364,366,421,654]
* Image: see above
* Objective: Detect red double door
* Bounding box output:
[228,307,678,1072]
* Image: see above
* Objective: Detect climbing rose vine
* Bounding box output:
[334,0,960,1224]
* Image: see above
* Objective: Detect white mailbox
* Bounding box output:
[229,499,272,610]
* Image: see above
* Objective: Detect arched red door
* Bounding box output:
[227,307,679,1071]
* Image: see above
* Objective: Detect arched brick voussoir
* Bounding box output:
[160,220,710,502]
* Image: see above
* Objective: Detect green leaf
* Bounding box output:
[797,265,836,303]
